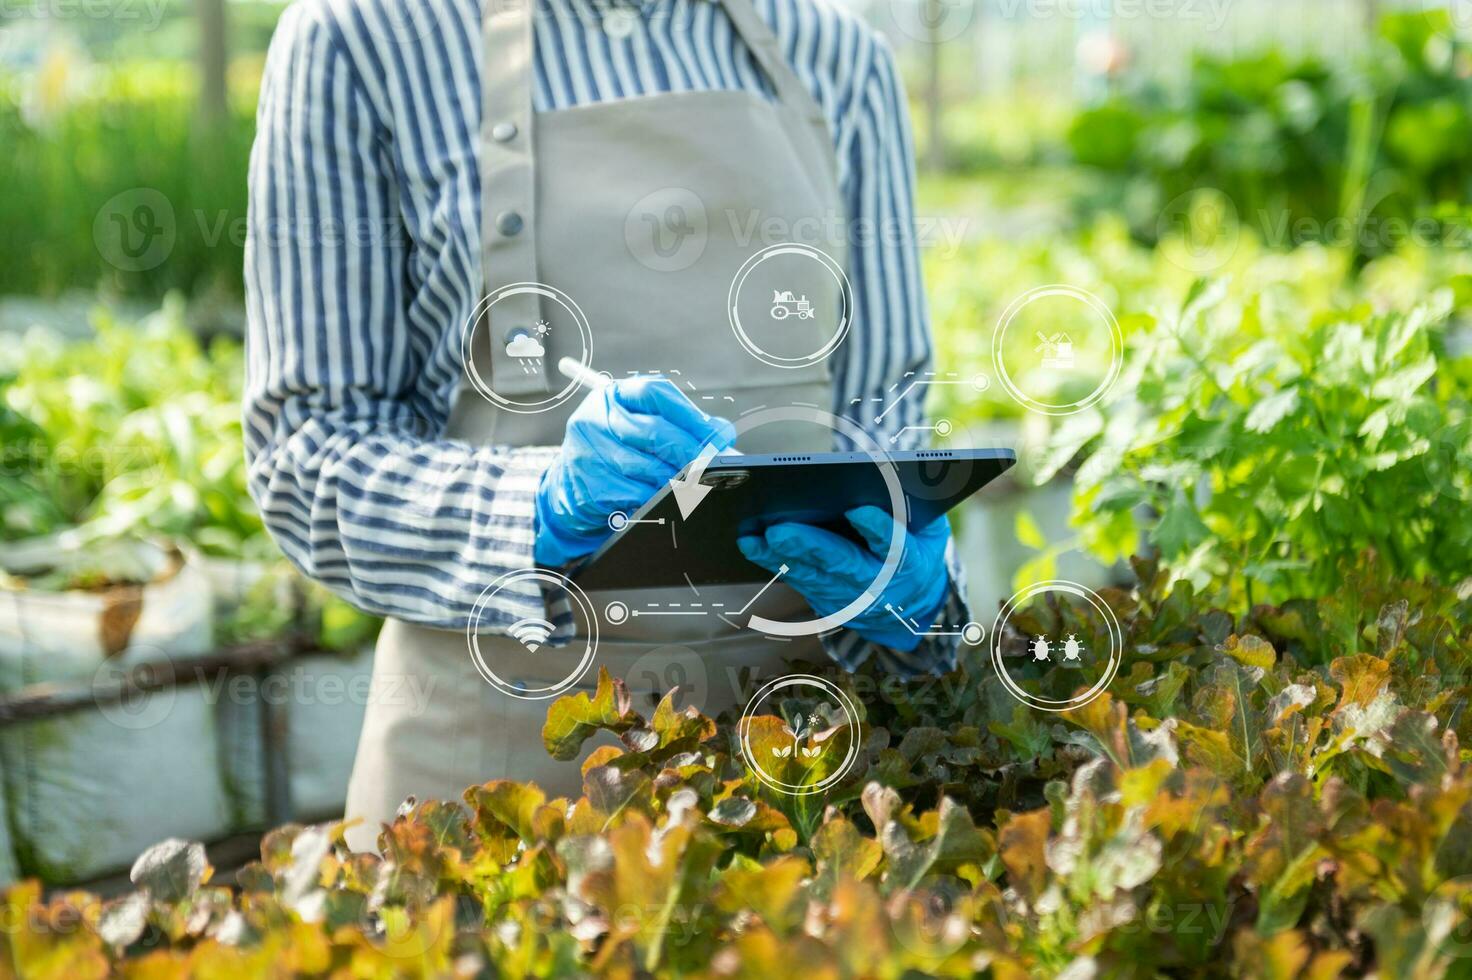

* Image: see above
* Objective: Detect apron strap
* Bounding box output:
[480,0,549,396]
[718,0,830,130]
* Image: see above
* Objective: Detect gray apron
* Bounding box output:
[344,0,847,850]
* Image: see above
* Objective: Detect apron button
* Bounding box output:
[496,210,524,237]
[491,121,518,143]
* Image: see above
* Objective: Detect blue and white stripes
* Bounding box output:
[244,0,962,674]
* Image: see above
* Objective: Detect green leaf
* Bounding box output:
[1014,509,1046,550]
[1151,491,1211,557]
[542,667,637,761]
[1244,388,1300,433]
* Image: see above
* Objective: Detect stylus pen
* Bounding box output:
[556,356,740,453]
[556,356,611,391]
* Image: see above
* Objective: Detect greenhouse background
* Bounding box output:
[1,0,1470,905]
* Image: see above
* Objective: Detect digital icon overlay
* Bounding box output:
[991,284,1122,417]
[770,289,814,320]
[467,569,598,700]
[990,580,1121,712]
[504,318,551,370]
[738,675,861,795]
[460,282,593,414]
[728,243,852,369]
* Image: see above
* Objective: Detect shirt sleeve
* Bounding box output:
[821,33,970,678]
[242,4,555,635]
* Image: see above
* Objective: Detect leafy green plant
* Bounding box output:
[3,555,1470,976]
[1029,276,1471,605]
[924,213,1472,454]
[0,298,272,582]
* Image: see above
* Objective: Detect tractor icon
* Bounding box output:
[771,290,814,320]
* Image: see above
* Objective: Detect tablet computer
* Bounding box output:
[570,448,1015,590]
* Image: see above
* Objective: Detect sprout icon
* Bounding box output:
[1030,636,1051,661]
[1062,634,1085,661]
[772,712,838,761]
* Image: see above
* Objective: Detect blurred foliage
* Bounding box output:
[1066,12,1472,260]
[7,555,1472,975]
[0,59,255,300]
[0,296,260,557]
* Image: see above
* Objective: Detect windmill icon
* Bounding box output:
[1034,331,1074,370]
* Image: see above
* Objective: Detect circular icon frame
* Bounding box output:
[990,580,1121,712]
[727,243,852,369]
[991,284,1123,417]
[466,568,599,700]
[460,282,593,415]
[738,674,862,796]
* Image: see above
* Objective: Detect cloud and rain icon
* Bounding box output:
[505,319,551,373]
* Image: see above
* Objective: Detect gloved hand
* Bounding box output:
[535,378,735,567]
[737,506,951,653]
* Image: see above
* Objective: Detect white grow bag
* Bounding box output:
[202,559,373,828]
[0,541,232,882]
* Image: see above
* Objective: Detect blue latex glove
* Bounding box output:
[535,378,735,567]
[738,505,951,653]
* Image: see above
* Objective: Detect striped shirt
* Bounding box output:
[243,0,967,674]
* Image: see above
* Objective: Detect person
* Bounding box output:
[243,0,970,852]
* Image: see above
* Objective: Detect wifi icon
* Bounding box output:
[509,617,555,652]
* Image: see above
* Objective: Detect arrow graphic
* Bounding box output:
[669,442,722,520]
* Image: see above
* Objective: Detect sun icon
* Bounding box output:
[533,318,551,336]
